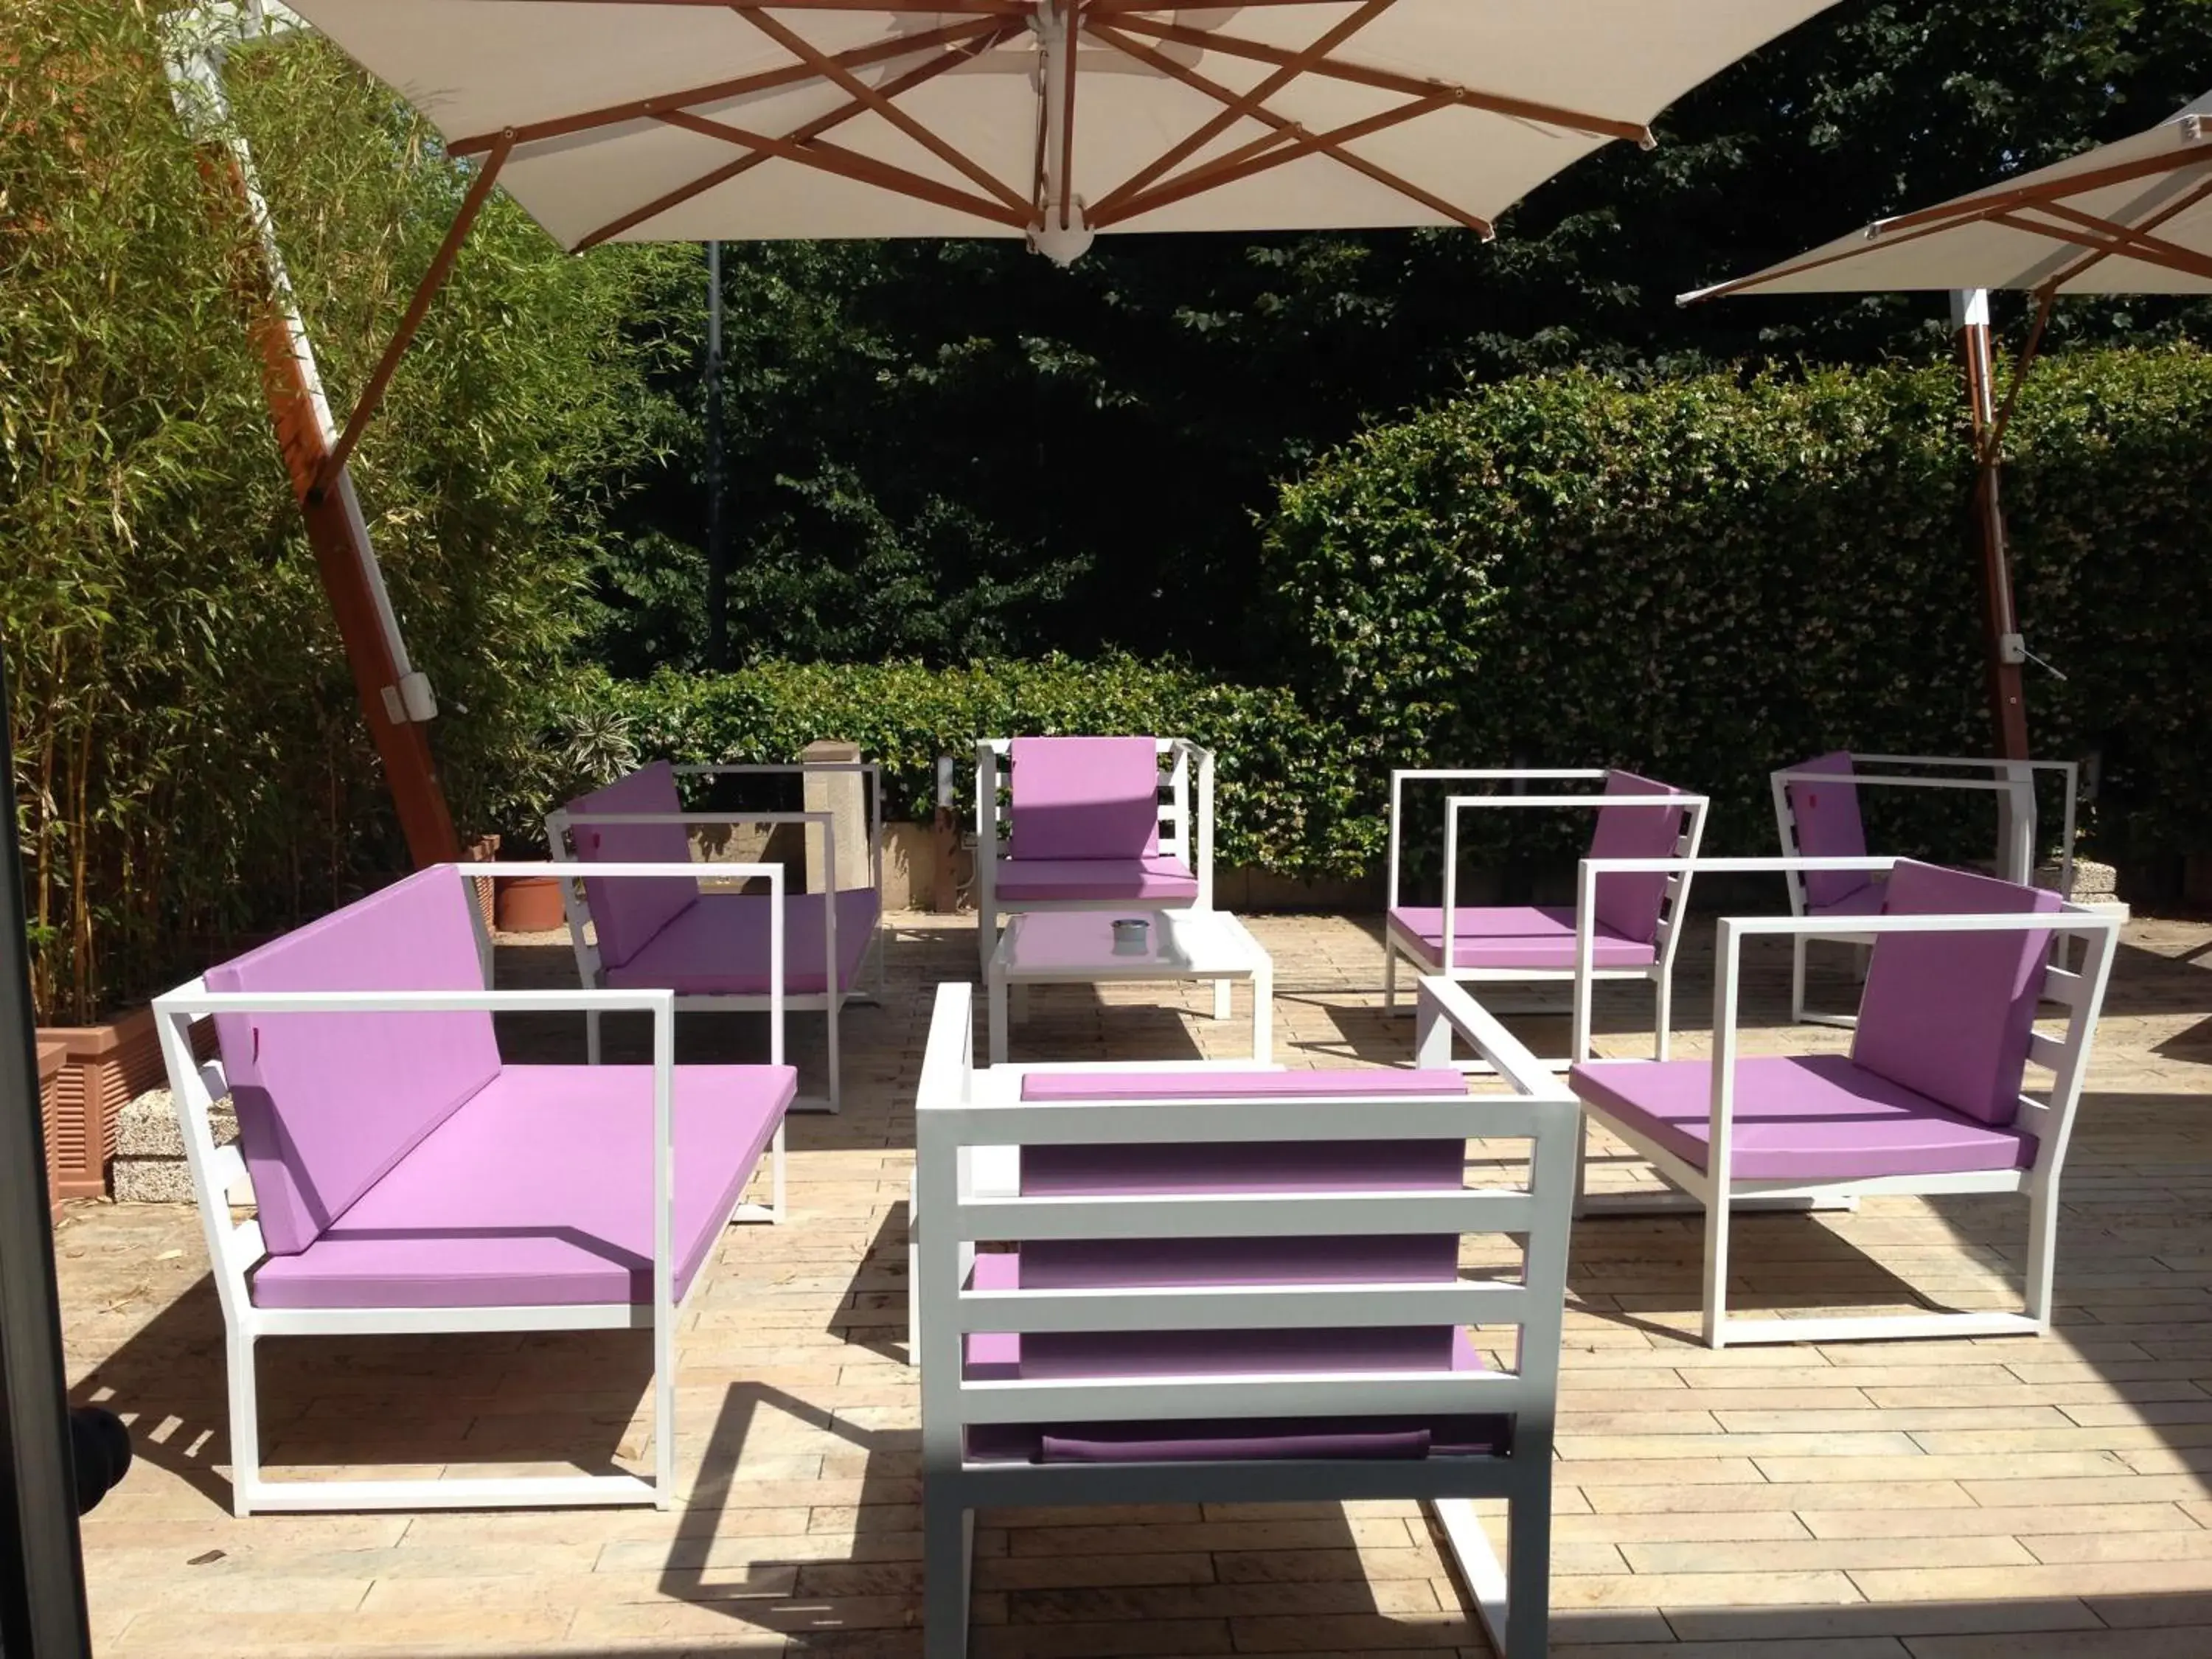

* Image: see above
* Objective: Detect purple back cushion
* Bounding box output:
[1009,737,1161,861]
[1851,859,2061,1128]
[566,762,698,968]
[1585,771,1690,945]
[208,869,501,1256]
[1787,751,1873,908]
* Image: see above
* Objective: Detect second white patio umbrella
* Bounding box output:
[1680,91,2212,759]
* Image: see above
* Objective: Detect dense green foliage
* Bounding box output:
[1262,347,2212,865]
[1,3,675,1020]
[582,660,1363,878]
[593,1,2212,674]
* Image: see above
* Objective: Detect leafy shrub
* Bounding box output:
[2,4,676,1020]
[1259,351,2212,866]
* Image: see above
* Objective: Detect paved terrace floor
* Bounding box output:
[51,908,2212,1658]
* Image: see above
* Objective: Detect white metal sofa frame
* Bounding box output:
[1771,755,2081,1025]
[915,975,1579,1659]
[150,863,789,1515]
[973,736,1216,975]
[1572,852,2119,1349]
[1382,769,1710,1067]
[546,761,885,1114]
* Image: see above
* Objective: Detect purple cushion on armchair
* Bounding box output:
[1851,859,2061,1129]
[1008,737,1163,861]
[1585,771,1693,945]
[565,762,700,970]
[207,869,500,1256]
[1786,752,1874,911]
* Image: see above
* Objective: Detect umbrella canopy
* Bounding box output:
[1686,92,2212,301]
[286,1,1839,265]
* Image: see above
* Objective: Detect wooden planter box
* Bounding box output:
[38,1006,212,1208]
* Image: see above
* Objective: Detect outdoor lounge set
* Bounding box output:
[148,731,2122,1656]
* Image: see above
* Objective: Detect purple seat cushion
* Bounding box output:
[961,1256,1503,1463]
[1852,860,2061,1129]
[1388,905,1658,972]
[250,1062,795,1310]
[1568,1054,2033,1181]
[1009,737,1162,860]
[1586,771,1693,945]
[1020,1068,1466,1102]
[1786,752,1875,910]
[1014,1116,1467,1323]
[1811,878,1888,920]
[566,762,700,970]
[209,868,500,1258]
[994,855,1197,902]
[602,888,880,997]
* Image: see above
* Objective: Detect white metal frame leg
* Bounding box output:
[1250,959,1273,1063]
[923,1498,973,1658]
[228,1329,260,1517]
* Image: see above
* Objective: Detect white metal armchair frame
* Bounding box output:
[1771,754,2080,1025]
[1384,770,1709,1068]
[914,975,1578,1659]
[973,736,1216,973]
[1573,853,2118,1349]
[546,761,885,1113]
[150,862,789,1516]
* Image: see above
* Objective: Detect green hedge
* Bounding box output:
[1259,349,2212,865]
[583,660,1365,877]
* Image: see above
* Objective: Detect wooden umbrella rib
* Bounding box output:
[1093,83,1467,229]
[1105,12,1649,146]
[571,28,1008,248]
[655,106,1029,227]
[2025,192,2212,285]
[1089,0,1399,221]
[2039,171,2212,293]
[1872,143,2212,238]
[447,15,1004,156]
[734,7,1029,214]
[315,133,514,493]
[1087,21,1486,234]
[1986,204,2212,285]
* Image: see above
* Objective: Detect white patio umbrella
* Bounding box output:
[1679,91,2212,760]
[288,1,1840,267]
[1684,93,2212,302]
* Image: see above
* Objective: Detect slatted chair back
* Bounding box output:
[916,978,1579,1656]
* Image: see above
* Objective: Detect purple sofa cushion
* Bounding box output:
[1852,859,2061,1129]
[250,1062,795,1310]
[1387,905,1658,972]
[1568,1053,2033,1182]
[602,888,880,997]
[1786,752,1874,910]
[1009,737,1162,860]
[993,855,1197,902]
[209,868,500,1257]
[1586,771,1692,945]
[566,762,700,970]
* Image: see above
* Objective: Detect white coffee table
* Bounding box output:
[987,909,1273,1064]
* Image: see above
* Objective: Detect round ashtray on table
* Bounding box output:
[1110,917,1151,956]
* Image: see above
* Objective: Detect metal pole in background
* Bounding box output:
[1952,288,2032,764]
[705,241,729,674]
[0,646,94,1659]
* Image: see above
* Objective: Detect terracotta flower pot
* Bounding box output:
[493,874,567,933]
[35,1007,207,1208]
